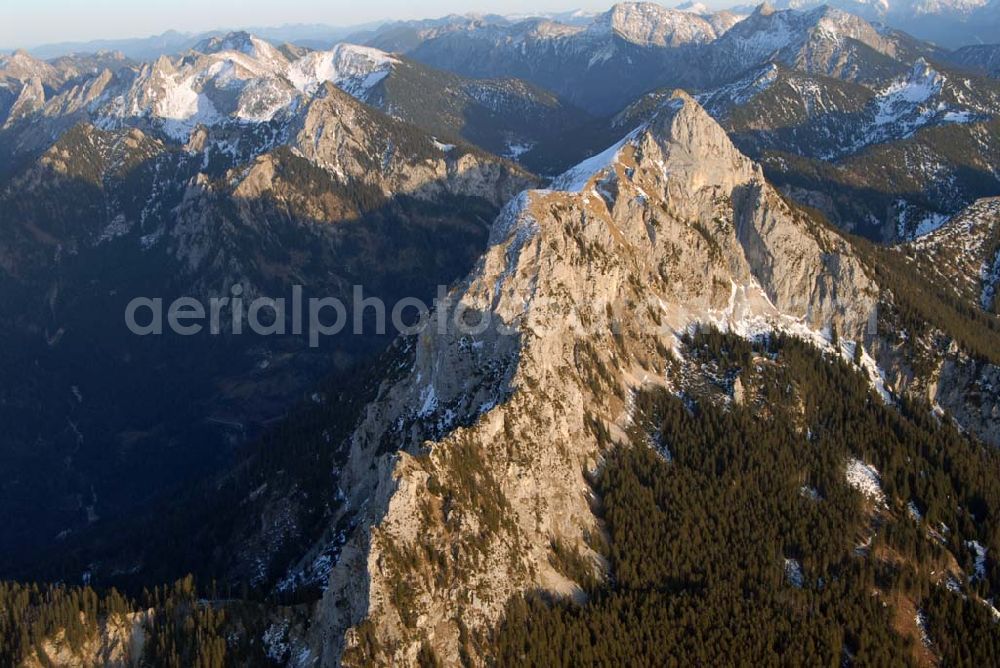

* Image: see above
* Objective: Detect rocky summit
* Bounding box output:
[307,90,885,665]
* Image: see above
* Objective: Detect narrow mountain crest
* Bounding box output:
[308,90,882,666]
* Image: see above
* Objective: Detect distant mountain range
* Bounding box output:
[11,22,383,61]
[337,2,1000,239]
[735,0,1000,47]
[12,0,1000,61]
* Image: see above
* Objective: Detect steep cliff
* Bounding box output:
[306,90,883,665]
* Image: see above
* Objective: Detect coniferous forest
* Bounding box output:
[2,330,999,665]
[497,330,1000,667]
[0,576,228,667]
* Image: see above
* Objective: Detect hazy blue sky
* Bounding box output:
[2,0,717,49]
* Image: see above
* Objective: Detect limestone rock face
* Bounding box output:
[5,78,46,127]
[307,90,881,666]
[710,5,903,84]
[289,85,533,209]
[20,612,148,668]
[935,357,1000,447]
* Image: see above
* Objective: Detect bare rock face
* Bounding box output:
[596,3,720,47]
[711,5,904,84]
[307,90,880,666]
[5,77,46,127]
[20,611,148,668]
[290,84,533,209]
[934,357,1000,447]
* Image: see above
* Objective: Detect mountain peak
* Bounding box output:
[755,2,777,16]
[193,31,285,64]
[910,56,934,77]
[710,0,898,82]
[674,1,711,13]
[0,49,58,87]
[286,43,397,97]
[2,49,47,69]
[596,2,719,46]
[307,63,881,666]
[553,90,758,200]
[643,89,761,193]
[194,30,253,53]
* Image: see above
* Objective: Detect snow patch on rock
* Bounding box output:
[550,123,647,192]
[784,557,804,587]
[845,458,886,505]
[287,44,397,98]
[800,485,822,501]
[967,539,988,582]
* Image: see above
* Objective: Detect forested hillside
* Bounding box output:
[498,330,1000,667]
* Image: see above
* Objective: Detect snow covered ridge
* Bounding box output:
[390,2,746,50]
[696,63,781,113]
[194,32,287,65]
[864,59,985,143]
[97,37,400,140]
[287,44,398,97]
[872,58,946,133]
[698,56,992,164]
[550,122,650,192]
[707,2,917,83]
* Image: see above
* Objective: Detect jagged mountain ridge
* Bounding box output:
[362,3,741,53]
[2,84,998,668]
[705,3,913,84]
[335,2,1000,242]
[370,3,743,114]
[525,49,1000,241]
[695,57,1000,239]
[701,58,1000,160]
[360,1,1000,239]
[1,81,531,282]
[282,89,999,665]
[742,0,1000,47]
[1,5,988,185]
[298,90,906,665]
[359,2,950,115]
[0,33,589,171]
[0,65,535,563]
